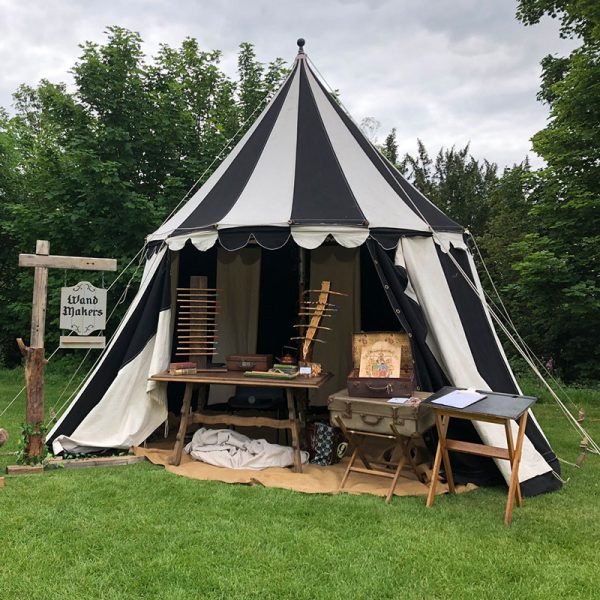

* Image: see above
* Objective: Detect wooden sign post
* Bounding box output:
[17,240,117,461]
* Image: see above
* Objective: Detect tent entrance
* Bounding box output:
[168,240,423,412]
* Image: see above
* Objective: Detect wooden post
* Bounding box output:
[17,240,117,463]
[18,240,49,459]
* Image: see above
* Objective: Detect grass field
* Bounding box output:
[1,365,599,599]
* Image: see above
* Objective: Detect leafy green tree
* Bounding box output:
[0,28,286,365]
[380,128,399,166]
[515,1,600,380]
[401,141,497,236]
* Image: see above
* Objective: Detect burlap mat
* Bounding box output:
[133,444,476,498]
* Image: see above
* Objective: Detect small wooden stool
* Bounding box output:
[336,416,420,503]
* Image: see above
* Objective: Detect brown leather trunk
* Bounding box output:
[347,332,416,398]
[347,368,414,398]
[226,354,273,372]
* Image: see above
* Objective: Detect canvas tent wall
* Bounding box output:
[47,43,561,496]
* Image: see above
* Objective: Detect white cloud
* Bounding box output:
[0,0,576,167]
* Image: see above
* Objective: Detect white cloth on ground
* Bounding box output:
[184,428,309,470]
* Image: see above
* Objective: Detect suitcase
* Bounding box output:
[348,332,415,398]
[226,354,273,372]
[347,370,414,398]
[328,389,434,436]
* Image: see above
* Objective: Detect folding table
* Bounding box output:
[423,387,536,525]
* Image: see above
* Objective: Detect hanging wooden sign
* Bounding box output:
[17,239,117,461]
[60,281,107,348]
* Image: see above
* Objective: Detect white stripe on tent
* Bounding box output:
[52,314,170,454]
[148,67,297,243]
[166,230,219,252]
[290,225,370,249]
[400,236,552,484]
[305,67,429,233]
[218,67,301,228]
[47,246,169,443]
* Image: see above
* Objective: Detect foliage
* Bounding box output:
[400,140,498,236]
[380,127,399,166]
[514,1,600,381]
[0,27,287,366]
[16,421,50,466]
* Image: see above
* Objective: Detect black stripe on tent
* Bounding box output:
[521,470,562,496]
[369,228,432,250]
[366,240,448,392]
[306,62,462,232]
[436,245,517,393]
[218,226,291,251]
[291,62,365,225]
[436,245,562,492]
[47,252,172,446]
[173,66,298,235]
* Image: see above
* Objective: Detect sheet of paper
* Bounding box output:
[431,389,486,409]
[387,397,409,404]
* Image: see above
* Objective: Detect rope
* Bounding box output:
[310,57,600,459]
[50,243,152,418]
[0,345,63,419]
[468,235,583,414]
[4,59,293,426]
[436,241,600,456]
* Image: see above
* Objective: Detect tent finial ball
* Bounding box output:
[297,38,305,53]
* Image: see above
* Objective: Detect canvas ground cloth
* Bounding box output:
[133,443,475,498]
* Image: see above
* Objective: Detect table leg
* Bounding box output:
[504,418,523,508]
[336,416,373,471]
[439,414,456,494]
[385,438,409,504]
[427,414,444,507]
[171,383,193,466]
[505,411,529,526]
[286,388,303,473]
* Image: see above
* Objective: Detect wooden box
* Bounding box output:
[348,332,414,398]
[328,389,433,436]
[226,354,273,372]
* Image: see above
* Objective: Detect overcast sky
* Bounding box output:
[1,0,576,168]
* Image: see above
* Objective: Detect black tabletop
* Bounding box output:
[422,386,536,420]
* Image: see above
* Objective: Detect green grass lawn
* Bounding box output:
[1,366,599,599]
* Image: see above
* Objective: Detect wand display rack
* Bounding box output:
[175,275,220,371]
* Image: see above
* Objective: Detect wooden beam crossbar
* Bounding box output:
[17,240,117,462]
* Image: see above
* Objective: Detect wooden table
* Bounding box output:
[423,387,536,525]
[149,371,331,472]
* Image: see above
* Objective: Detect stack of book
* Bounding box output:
[168,361,197,375]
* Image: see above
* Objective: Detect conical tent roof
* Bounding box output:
[149,42,461,251]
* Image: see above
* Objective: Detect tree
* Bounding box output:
[0,28,286,365]
[401,141,497,236]
[381,128,399,166]
[515,1,600,380]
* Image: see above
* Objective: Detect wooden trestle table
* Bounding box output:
[422,387,536,525]
[149,371,331,473]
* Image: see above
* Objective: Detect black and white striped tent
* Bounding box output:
[48,42,560,495]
